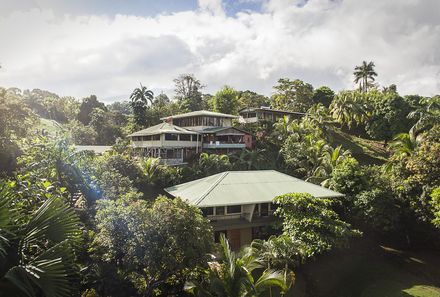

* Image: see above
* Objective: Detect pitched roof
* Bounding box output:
[239,107,306,116]
[128,122,197,137]
[74,145,112,154]
[164,170,344,207]
[160,110,238,120]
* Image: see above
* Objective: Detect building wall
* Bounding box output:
[225,228,253,250]
[240,227,252,246]
[244,134,253,149]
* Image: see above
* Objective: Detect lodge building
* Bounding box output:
[128,110,252,165]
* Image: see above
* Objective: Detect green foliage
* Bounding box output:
[213,86,239,115]
[89,108,123,145]
[24,89,80,123]
[330,90,371,129]
[77,95,106,125]
[354,188,400,232]
[17,136,99,204]
[186,234,290,297]
[173,74,205,111]
[312,86,335,108]
[407,95,440,136]
[271,78,314,112]
[93,196,214,296]
[274,193,361,256]
[237,90,269,110]
[326,157,369,199]
[197,153,232,176]
[365,91,412,142]
[0,180,81,297]
[430,187,440,228]
[68,120,97,145]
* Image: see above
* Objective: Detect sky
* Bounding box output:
[1,0,439,102]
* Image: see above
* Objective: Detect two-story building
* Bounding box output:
[239,106,305,123]
[129,110,252,164]
[165,170,344,250]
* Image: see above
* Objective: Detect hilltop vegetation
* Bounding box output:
[1,62,440,296]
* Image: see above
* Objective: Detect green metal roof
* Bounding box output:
[128,122,197,137]
[160,110,238,120]
[164,170,344,207]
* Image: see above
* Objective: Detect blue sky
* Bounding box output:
[1,0,439,102]
[2,0,264,17]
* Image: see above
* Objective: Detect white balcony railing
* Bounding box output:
[203,143,246,149]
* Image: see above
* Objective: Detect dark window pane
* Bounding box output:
[201,207,214,216]
[180,134,190,141]
[260,203,269,217]
[227,205,241,214]
[165,133,178,141]
[216,206,225,215]
[152,134,160,140]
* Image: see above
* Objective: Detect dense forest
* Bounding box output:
[1,61,440,297]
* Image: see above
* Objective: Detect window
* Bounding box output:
[201,207,214,216]
[180,134,190,141]
[260,203,269,217]
[165,133,178,141]
[216,206,225,215]
[227,205,241,214]
[142,135,151,141]
[248,112,256,118]
[191,134,198,141]
[152,134,160,141]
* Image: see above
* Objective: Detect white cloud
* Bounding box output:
[0,0,439,102]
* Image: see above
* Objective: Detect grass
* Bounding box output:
[327,126,389,165]
[36,118,65,136]
[288,239,440,297]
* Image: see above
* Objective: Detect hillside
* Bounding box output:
[328,127,389,165]
[36,117,65,136]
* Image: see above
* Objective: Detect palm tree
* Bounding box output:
[407,96,440,136]
[0,185,81,297]
[330,91,370,129]
[130,83,154,106]
[354,61,378,92]
[185,234,289,297]
[389,132,417,160]
[129,84,154,128]
[250,236,300,296]
[318,145,351,186]
[232,149,266,170]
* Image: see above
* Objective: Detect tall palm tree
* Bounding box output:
[185,234,288,297]
[129,84,154,128]
[0,185,81,297]
[354,61,378,92]
[130,83,154,106]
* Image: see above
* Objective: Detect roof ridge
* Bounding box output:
[194,172,229,206]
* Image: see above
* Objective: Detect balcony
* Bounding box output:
[159,158,185,166]
[202,142,246,149]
